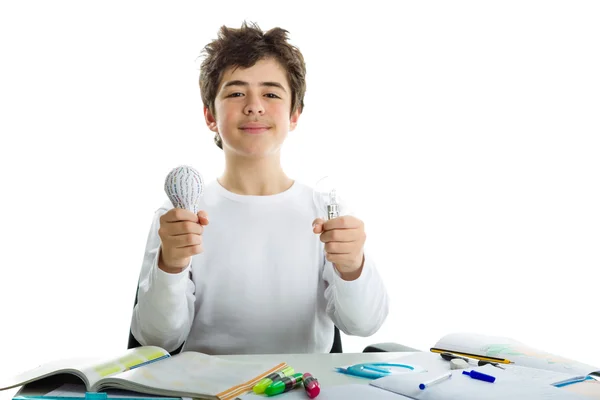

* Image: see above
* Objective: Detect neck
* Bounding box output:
[219,152,293,196]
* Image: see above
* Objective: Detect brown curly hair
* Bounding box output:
[199,21,307,149]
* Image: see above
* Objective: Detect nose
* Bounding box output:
[243,92,265,116]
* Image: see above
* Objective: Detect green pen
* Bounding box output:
[252,366,295,394]
[264,373,304,397]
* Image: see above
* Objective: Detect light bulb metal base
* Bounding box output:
[327,203,339,220]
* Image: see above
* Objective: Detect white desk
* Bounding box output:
[220,351,415,397]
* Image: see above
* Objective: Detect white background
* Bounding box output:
[1,1,599,398]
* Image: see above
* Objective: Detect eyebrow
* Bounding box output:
[222,80,287,93]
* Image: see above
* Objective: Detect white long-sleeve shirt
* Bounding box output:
[130,179,389,355]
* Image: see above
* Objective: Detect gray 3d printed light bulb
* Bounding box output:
[164,165,204,214]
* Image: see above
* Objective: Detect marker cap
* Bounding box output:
[463,370,496,383]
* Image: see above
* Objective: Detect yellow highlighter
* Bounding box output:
[253,366,295,394]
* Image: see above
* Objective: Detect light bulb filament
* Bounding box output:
[329,189,338,205]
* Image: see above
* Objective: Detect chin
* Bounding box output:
[223,138,284,158]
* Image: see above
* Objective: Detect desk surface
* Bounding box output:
[221,351,414,397]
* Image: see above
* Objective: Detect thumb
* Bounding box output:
[197,210,209,226]
[312,218,325,234]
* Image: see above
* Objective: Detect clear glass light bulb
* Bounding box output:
[313,175,340,220]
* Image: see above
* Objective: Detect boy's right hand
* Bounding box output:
[157,208,209,273]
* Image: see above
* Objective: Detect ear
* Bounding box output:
[204,106,218,133]
[289,107,301,131]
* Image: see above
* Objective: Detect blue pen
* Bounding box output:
[419,372,453,390]
[462,370,496,383]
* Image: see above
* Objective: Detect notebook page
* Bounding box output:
[96,351,285,399]
[434,333,599,375]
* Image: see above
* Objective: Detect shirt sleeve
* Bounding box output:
[322,247,390,337]
[319,192,390,337]
[130,204,196,352]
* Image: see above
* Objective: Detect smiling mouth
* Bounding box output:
[240,126,270,134]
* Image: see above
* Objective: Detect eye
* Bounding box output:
[265,93,281,99]
[226,92,243,98]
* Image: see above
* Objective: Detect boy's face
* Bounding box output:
[204,58,300,158]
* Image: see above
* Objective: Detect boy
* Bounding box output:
[130,22,389,355]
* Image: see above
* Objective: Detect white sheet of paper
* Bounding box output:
[384,351,592,386]
[370,364,588,400]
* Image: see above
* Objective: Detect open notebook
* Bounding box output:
[0,346,286,400]
[367,333,600,399]
[432,332,599,376]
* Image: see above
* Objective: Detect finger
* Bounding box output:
[325,253,356,265]
[168,233,203,249]
[171,245,204,258]
[162,208,199,223]
[323,216,362,231]
[320,228,362,243]
[324,241,355,254]
[160,221,204,238]
[312,218,325,234]
[197,210,210,225]
[175,221,204,236]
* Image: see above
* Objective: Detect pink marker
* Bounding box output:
[303,372,320,398]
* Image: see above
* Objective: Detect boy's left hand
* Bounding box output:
[312,216,366,280]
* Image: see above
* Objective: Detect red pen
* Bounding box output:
[302,372,320,398]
